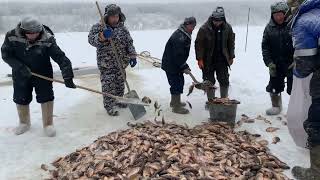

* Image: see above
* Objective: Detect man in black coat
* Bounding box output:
[1,17,76,137]
[262,2,294,115]
[161,17,196,114]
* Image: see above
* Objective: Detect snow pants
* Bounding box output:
[202,62,229,88]
[99,67,125,111]
[266,63,293,95]
[13,76,54,105]
[304,98,320,147]
[165,72,184,95]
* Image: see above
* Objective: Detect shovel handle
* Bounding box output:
[95,1,131,92]
[188,72,200,84]
[31,72,149,106]
[31,72,132,103]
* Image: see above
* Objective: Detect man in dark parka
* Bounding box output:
[1,17,76,137]
[162,17,197,114]
[195,7,235,105]
[262,2,294,116]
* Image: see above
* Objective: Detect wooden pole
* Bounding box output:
[245,7,251,52]
[31,72,149,106]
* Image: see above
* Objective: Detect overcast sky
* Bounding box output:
[0,0,276,3]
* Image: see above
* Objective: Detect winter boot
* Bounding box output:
[292,145,320,180]
[266,93,282,115]
[15,104,31,135]
[171,95,189,114]
[107,107,119,116]
[170,98,186,107]
[205,88,216,110]
[41,101,56,137]
[220,86,229,98]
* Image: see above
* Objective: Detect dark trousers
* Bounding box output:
[202,62,229,87]
[13,77,54,105]
[266,64,293,95]
[304,98,320,147]
[266,75,293,95]
[165,72,184,95]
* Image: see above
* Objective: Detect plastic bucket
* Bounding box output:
[208,99,239,126]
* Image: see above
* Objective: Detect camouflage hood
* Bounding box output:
[104,4,126,25]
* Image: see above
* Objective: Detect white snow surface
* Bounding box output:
[0,27,309,179]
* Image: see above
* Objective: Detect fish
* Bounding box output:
[186,101,192,109]
[272,137,281,144]
[187,84,195,96]
[266,127,280,133]
[47,121,290,179]
[41,164,49,171]
[141,96,152,104]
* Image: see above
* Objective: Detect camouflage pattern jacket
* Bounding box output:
[88,22,136,71]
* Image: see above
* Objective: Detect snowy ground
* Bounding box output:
[0,27,309,179]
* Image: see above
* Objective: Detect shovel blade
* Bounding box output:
[124,90,146,120]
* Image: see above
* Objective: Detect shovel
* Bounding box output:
[96,1,146,120]
[187,71,216,91]
[31,72,149,106]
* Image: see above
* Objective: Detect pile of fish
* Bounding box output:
[45,121,290,180]
[209,98,241,106]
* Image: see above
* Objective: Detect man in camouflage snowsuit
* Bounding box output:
[88,4,137,116]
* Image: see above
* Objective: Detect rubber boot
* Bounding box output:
[41,101,56,137]
[205,88,216,110]
[220,86,229,98]
[107,107,119,116]
[170,98,186,107]
[171,95,189,114]
[292,145,320,180]
[266,93,282,115]
[15,104,31,135]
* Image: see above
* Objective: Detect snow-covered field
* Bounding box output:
[0,26,309,179]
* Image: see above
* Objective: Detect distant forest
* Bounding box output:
[0,1,272,33]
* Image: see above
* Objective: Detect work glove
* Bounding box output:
[18,65,32,79]
[103,28,113,39]
[268,62,277,77]
[129,58,137,68]
[228,58,234,65]
[183,68,191,74]
[197,59,204,69]
[64,78,76,89]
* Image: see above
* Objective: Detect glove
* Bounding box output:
[129,58,137,68]
[18,65,32,79]
[197,59,204,69]
[268,63,277,77]
[183,68,191,74]
[228,58,234,65]
[103,28,113,39]
[64,78,76,89]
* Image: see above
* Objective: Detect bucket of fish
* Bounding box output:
[208,98,240,126]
